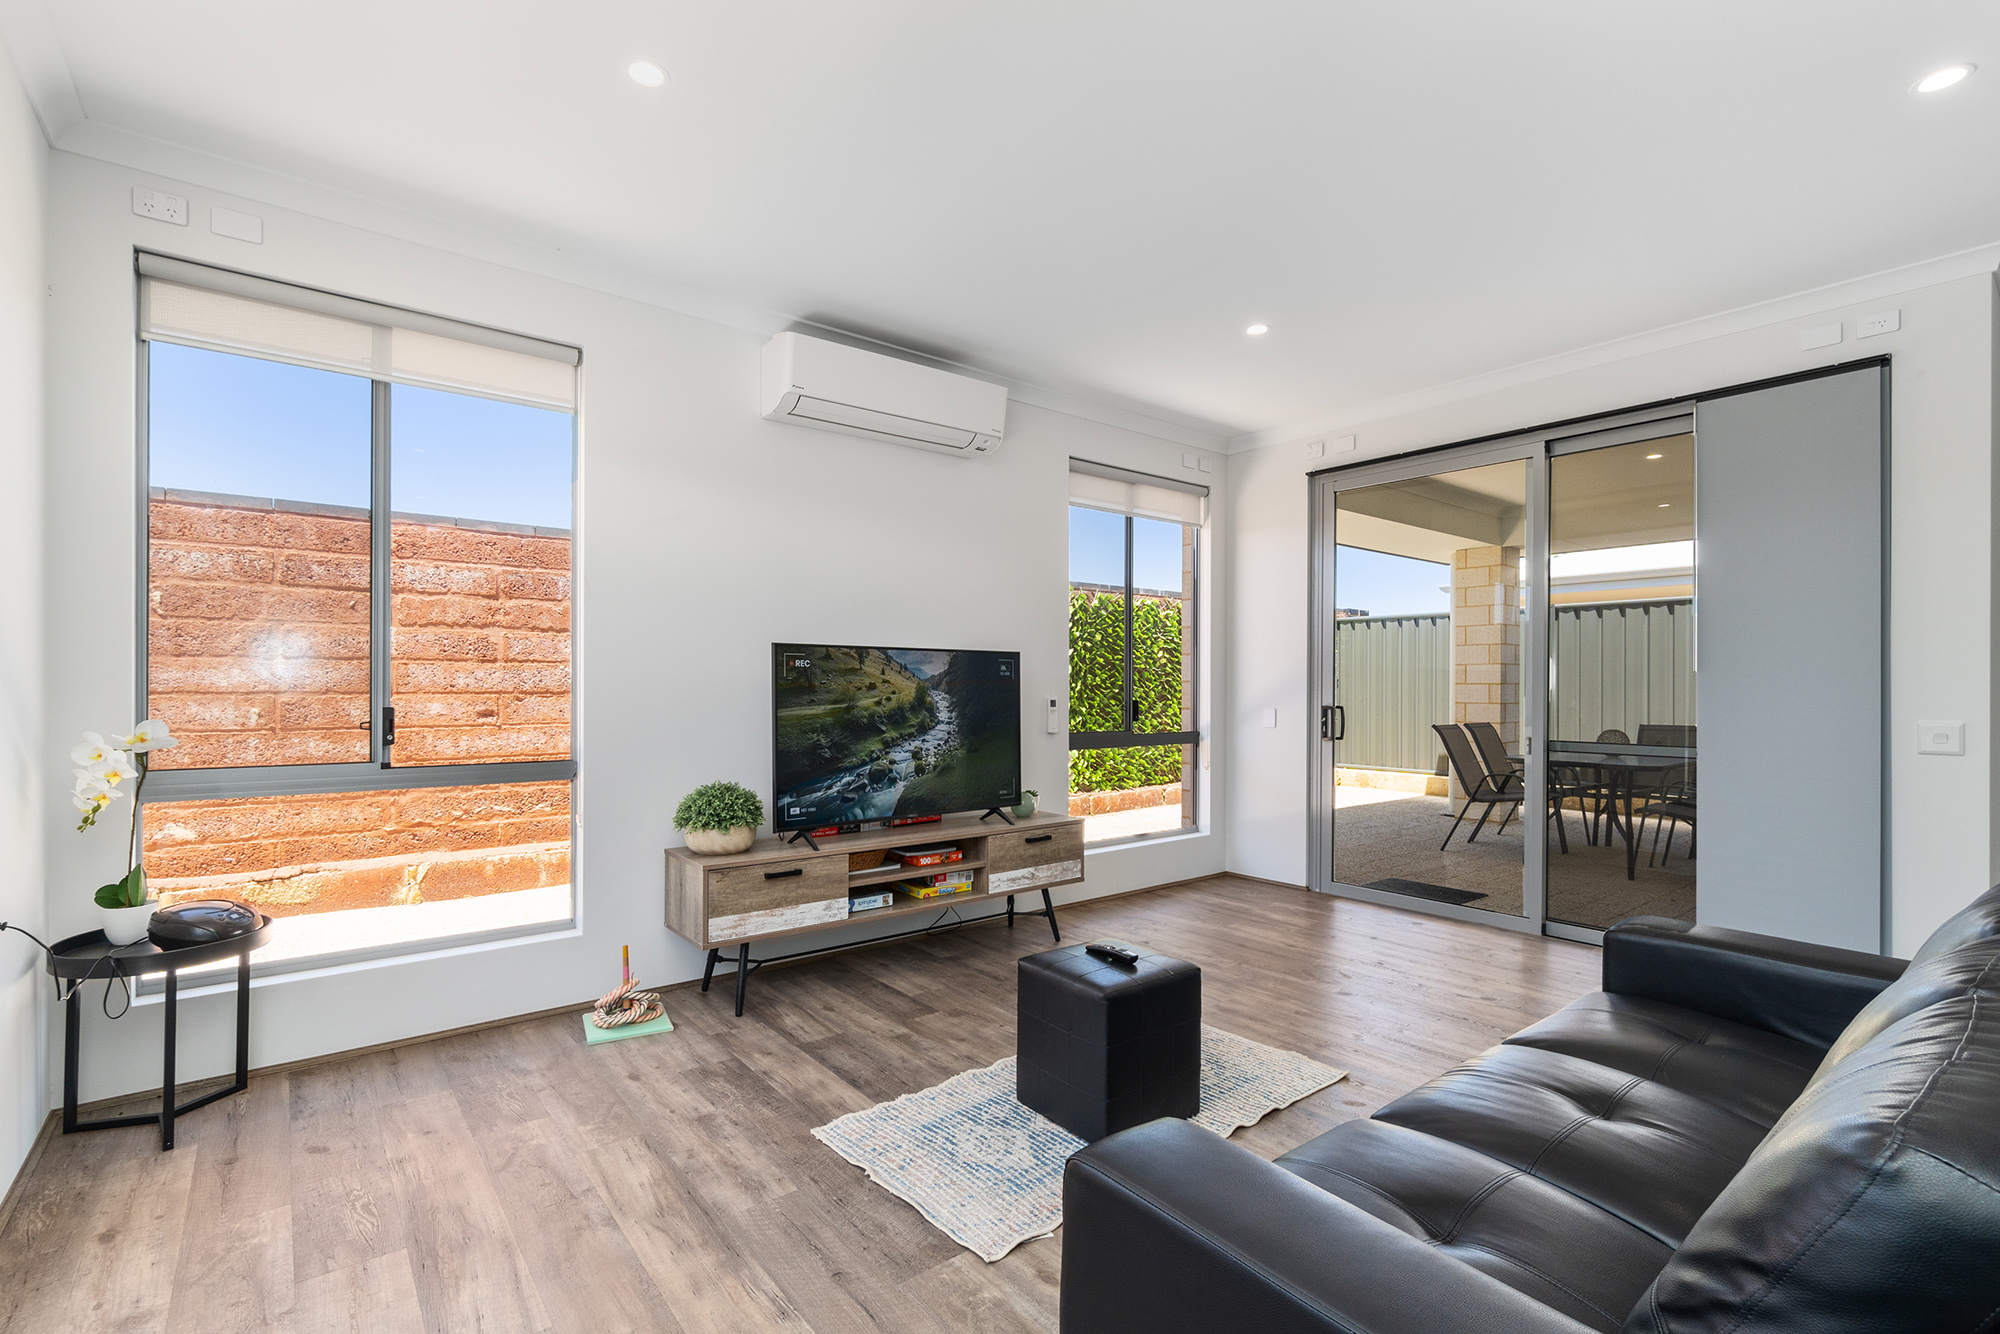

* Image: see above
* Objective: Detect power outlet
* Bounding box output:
[1857,310,1901,339]
[132,187,188,226]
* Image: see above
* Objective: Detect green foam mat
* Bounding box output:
[581,1010,675,1044]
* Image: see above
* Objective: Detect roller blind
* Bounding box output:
[137,254,578,412]
[1069,458,1208,525]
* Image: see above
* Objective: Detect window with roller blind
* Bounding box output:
[135,254,580,973]
[1067,459,1203,843]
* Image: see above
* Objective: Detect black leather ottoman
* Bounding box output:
[1017,941,1201,1142]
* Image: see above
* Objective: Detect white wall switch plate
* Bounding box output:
[1045,698,1062,735]
[1800,322,1842,350]
[1183,451,1198,469]
[1304,439,1325,459]
[211,206,263,243]
[1333,434,1358,455]
[1197,455,1212,472]
[1858,309,1901,339]
[1917,720,1965,755]
[1261,707,1278,728]
[132,187,188,225]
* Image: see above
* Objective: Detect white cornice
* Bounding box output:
[0,0,81,141]
[1229,238,2000,454]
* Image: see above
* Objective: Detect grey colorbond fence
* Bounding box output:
[1335,599,1695,773]
[1334,614,1451,774]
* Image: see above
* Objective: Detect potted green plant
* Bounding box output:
[1013,789,1039,819]
[674,781,765,855]
[70,719,179,945]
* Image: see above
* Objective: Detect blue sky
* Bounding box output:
[149,342,574,528]
[1069,506,1187,593]
[1335,545,1449,616]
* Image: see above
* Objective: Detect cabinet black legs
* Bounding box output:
[1042,888,1060,942]
[701,949,719,992]
[734,943,750,1017]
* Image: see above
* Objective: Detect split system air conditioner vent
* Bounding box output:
[759,333,1007,458]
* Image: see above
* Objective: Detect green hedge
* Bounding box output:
[1069,588,1188,793]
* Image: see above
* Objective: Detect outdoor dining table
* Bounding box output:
[1545,745,1696,881]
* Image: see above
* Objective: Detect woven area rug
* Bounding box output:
[812,1025,1347,1261]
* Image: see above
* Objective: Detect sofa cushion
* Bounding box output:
[1626,924,2000,1331]
[1504,992,1821,1128]
[1279,1118,1670,1333]
[1368,1043,1767,1247]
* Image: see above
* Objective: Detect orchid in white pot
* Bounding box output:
[71,719,178,945]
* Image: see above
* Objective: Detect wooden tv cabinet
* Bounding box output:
[664,811,1083,1014]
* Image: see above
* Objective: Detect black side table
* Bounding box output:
[48,916,270,1150]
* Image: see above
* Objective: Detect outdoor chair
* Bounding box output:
[1635,724,1697,865]
[1466,721,1577,853]
[1573,728,1629,845]
[1434,723,1544,852]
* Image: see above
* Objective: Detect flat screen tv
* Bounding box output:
[773,643,1021,831]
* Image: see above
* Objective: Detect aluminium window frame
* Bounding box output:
[1067,500,1203,839]
[131,264,581,974]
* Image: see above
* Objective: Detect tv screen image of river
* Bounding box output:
[773,644,1021,830]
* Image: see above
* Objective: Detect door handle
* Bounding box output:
[1321,705,1345,740]
[378,706,396,768]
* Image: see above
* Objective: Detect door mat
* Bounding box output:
[1365,878,1488,906]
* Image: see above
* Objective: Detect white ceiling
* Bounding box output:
[6,2,2000,441]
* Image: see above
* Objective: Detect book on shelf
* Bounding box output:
[908,867,976,889]
[902,874,976,899]
[887,844,965,867]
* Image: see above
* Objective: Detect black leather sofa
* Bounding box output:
[1062,887,2000,1333]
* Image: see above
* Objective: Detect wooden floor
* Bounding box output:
[0,875,1598,1334]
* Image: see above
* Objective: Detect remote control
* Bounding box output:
[1085,942,1140,967]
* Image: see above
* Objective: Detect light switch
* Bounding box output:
[1197,455,1212,472]
[1333,435,1358,454]
[1261,707,1278,728]
[1800,322,1841,350]
[1304,439,1325,459]
[1183,452,1198,469]
[1917,720,1965,755]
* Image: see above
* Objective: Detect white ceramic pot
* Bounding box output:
[99,899,157,947]
[684,825,756,855]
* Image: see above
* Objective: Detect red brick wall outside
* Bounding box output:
[141,493,571,917]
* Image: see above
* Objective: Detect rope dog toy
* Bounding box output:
[591,945,663,1029]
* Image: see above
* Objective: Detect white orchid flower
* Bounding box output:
[121,719,178,753]
[70,773,118,826]
[71,731,119,766]
[90,754,141,787]
[72,770,119,799]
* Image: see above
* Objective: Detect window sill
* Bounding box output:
[1083,827,1208,854]
[130,911,579,1003]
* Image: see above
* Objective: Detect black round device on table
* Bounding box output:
[148,900,259,947]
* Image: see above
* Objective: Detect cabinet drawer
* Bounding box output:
[707,854,846,943]
[987,824,1083,893]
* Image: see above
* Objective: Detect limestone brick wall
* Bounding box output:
[140,492,571,917]
[1451,545,1522,792]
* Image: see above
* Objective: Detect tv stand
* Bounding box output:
[665,811,1084,1014]
[978,806,1016,824]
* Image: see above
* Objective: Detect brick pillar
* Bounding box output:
[1451,545,1521,795]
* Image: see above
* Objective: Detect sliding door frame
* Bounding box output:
[1307,402,1698,940]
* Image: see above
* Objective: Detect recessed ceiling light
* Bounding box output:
[629,60,667,87]
[1645,453,1663,460]
[1915,64,1973,93]
[1245,324,1269,336]
[1657,503,1672,508]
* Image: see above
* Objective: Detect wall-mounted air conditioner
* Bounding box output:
[759,332,1007,458]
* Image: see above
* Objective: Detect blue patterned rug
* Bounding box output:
[812,1025,1347,1261]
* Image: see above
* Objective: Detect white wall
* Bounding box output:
[42,151,1226,1102]
[0,42,47,1189]
[1227,270,1997,957]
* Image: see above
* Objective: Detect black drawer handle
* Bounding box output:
[764,868,803,880]
[1025,834,1053,844]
